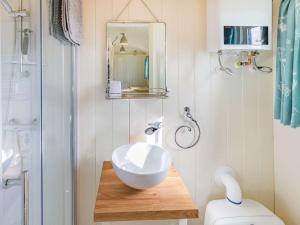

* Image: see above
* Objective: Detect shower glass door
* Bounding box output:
[1,0,42,224]
[0,0,75,225]
[41,0,75,224]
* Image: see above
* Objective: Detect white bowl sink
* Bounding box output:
[112,143,172,189]
[1,149,14,174]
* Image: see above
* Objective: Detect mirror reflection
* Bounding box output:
[107,22,167,98]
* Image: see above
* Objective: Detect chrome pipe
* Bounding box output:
[23,171,29,225]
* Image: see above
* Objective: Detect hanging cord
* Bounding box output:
[251,51,273,73]
[175,107,201,150]
[217,50,233,75]
[114,0,160,22]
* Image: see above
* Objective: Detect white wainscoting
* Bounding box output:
[273,1,300,225]
[77,0,275,225]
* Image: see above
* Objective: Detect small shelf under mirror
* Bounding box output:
[106,92,169,100]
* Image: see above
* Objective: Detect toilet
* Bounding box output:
[205,167,285,225]
[204,199,284,225]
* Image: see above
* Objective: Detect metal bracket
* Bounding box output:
[12,10,30,17]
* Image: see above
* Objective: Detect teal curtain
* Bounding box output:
[275,0,300,128]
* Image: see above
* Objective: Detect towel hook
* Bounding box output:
[175,107,201,150]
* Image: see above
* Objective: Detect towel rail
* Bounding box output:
[23,171,29,225]
[2,171,29,225]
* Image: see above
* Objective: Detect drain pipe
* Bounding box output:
[215,167,243,205]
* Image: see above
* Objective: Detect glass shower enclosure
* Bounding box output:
[0,0,75,225]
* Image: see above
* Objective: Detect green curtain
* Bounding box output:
[275,0,300,128]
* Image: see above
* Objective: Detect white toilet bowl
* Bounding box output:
[204,199,285,225]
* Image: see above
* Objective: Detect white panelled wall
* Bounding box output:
[78,1,275,225]
[273,1,300,225]
[274,122,300,225]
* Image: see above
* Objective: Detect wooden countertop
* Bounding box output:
[94,161,199,222]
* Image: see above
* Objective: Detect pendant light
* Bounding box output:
[120,45,126,53]
[120,33,128,45]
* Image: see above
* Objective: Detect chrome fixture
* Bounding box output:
[21,28,32,55]
[217,50,233,76]
[145,121,162,145]
[175,107,201,150]
[217,50,272,75]
[251,51,273,73]
[145,122,162,135]
[24,171,29,225]
[0,0,29,17]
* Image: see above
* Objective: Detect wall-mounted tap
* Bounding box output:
[144,122,162,135]
[145,122,162,145]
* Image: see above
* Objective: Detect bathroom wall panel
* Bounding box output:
[94,0,114,181]
[112,100,130,149]
[258,73,274,208]
[166,0,198,200]
[129,99,163,144]
[225,74,244,179]
[274,122,300,225]
[77,0,98,225]
[78,0,275,224]
[273,1,300,225]
[128,0,162,21]
[242,73,261,201]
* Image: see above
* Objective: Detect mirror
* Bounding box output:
[106,22,167,99]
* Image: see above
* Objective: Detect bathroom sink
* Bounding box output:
[112,143,172,189]
[1,149,14,174]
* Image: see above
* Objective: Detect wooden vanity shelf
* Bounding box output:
[94,161,199,222]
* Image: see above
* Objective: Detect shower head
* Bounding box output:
[0,0,13,13]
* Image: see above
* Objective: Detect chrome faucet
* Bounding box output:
[144,122,162,135]
[144,122,162,145]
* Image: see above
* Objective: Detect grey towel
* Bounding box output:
[49,0,69,44]
[49,0,81,45]
[63,0,81,45]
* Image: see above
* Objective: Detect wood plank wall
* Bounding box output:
[78,0,275,225]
